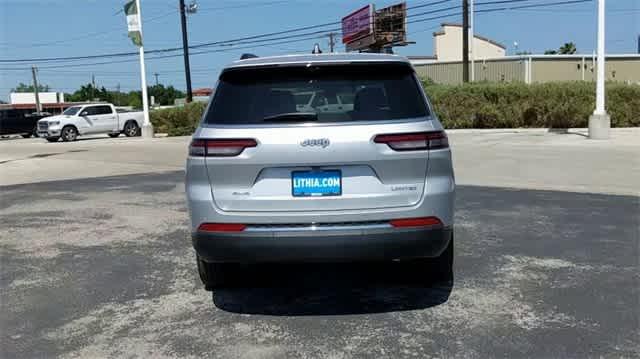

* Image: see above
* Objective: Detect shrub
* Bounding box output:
[150,102,206,136]
[424,81,640,129]
[150,82,639,136]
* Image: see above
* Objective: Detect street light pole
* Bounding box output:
[136,0,154,139]
[589,0,610,139]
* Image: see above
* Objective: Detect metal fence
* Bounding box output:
[412,54,640,85]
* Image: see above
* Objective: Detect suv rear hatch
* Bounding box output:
[195,62,439,212]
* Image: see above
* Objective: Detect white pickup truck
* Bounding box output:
[37,103,144,142]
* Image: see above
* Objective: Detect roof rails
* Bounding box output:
[240,53,258,60]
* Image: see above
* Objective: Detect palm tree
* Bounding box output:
[559,42,577,54]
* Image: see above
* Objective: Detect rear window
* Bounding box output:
[204,63,428,125]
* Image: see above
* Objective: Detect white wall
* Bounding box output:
[9,92,64,104]
[434,25,506,62]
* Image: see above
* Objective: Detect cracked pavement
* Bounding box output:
[1,132,639,358]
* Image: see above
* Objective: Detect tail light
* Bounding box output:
[189,139,257,157]
[374,131,448,151]
[198,223,246,232]
[390,217,442,228]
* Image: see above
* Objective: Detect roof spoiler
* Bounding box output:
[240,53,258,60]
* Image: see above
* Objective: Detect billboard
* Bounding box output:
[341,5,373,44]
[373,2,407,46]
[343,2,409,52]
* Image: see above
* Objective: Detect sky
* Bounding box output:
[0,0,638,101]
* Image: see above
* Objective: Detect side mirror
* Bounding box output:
[80,111,88,116]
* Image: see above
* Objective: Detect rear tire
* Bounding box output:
[123,121,140,137]
[407,234,454,285]
[197,256,236,290]
[46,137,60,143]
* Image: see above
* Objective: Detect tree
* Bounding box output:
[559,42,577,54]
[65,83,112,102]
[147,84,185,106]
[12,82,50,92]
[127,91,142,109]
[60,83,185,109]
[545,42,577,55]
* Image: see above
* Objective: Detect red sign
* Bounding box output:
[341,5,373,44]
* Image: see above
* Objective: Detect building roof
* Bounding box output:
[192,88,213,96]
[0,102,87,111]
[226,53,411,69]
[407,55,437,60]
[433,23,506,50]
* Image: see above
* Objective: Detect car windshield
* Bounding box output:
[204,63,428,125]
[62,106,82,116]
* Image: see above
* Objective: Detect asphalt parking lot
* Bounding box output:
[1,130,639,358]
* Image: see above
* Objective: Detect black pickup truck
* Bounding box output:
[0,108,51,138]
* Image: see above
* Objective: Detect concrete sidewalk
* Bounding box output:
[0,130,638,195]
[448,128,639,196]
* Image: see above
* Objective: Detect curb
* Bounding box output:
[446,127,640,135]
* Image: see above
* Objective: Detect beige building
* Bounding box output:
[411,55,640,85]
[432,23,506,62]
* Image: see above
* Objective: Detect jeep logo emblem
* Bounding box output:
[300,138,330,148]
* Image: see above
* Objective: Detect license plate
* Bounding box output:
[292,170,342,197]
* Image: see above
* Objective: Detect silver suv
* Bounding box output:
[186,53,455,289]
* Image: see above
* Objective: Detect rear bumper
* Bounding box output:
[193,225,452,263]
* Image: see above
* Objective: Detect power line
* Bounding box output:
[475,0,538,6]
[0,23,340,64]
[407,0,457,11]
[407,11,463,25]
[197,0,290,12]
[0,0,597,66]
[0,10,178,50]
[477,0,593,12]
[0,1,454,63]
[1,33,328,72]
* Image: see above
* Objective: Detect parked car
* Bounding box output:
[0,109,50,138]
[37,103,144,142]
[186,53,455,289]
[294,90,355,113]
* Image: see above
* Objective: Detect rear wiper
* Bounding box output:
[262,112,318,122]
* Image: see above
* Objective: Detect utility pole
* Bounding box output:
[31,65,42,113]
[469,0,475,82]
[179,0,193,103]
[328,33,336,53]
[462,0,469,83]
[154,72,159,86]
[588,0,609,139]
[91,74,96,100]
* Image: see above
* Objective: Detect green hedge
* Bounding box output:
[150,82,639,136]
[424,81,640,128]
[150,101,207,136]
